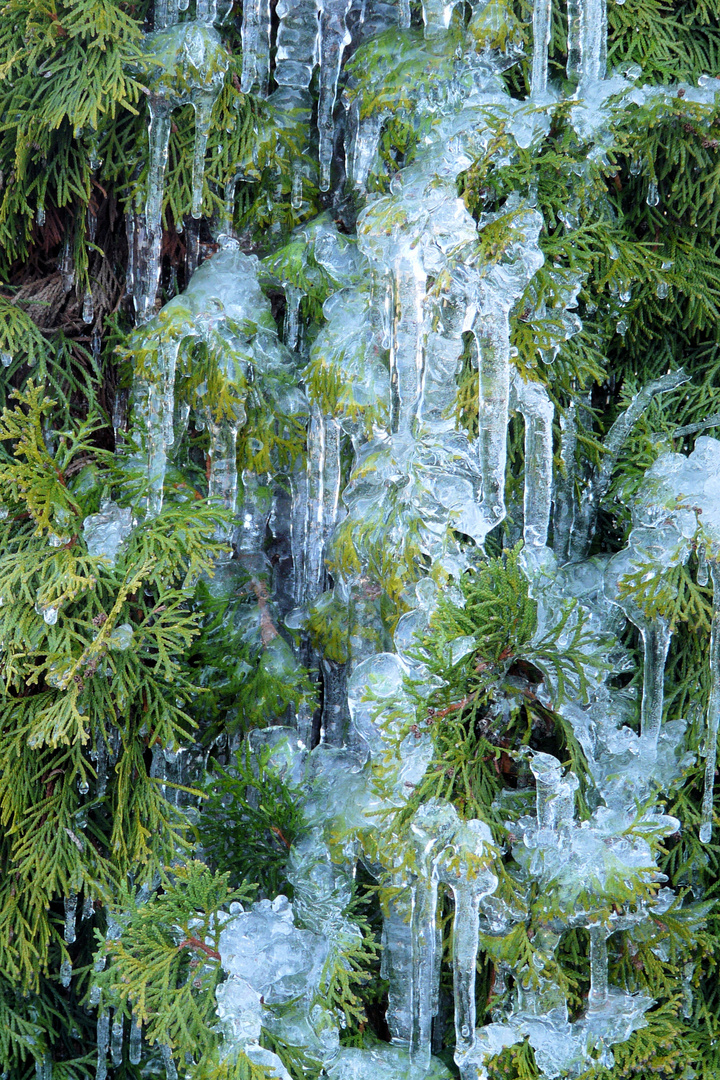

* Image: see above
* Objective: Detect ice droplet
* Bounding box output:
[0,351,12,367]
[646,180,659,206]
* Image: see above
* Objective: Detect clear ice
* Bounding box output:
[114,2,720,1079]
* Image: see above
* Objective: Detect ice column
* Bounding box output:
[587,924,609,1009]
[511,373,554,548]
[577,0,607,84]
[530,0,552,97]
[639,617,672,752]
[700,560,720,843]
[475,310,511,536]
[241,0,271,94]
[391,254,427,435]
[318,0,353,191]
[410,874,439,1070]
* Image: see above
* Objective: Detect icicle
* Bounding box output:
[304,404,327,602]
[398,0,411,28]
[111,1010,124,1066]
[136,103,172,323]
[64,893,77,944]
[125,215,135,296]
[646,180,659,207]
[275,0,321,94]
[224,173,239,233]
[190,95,215,219]
[37,205,46,227]
[129,1018,142,1065]
[511,373,554,548]
[391,256,427,435]
[578,0,607,85]
[475,310,510,538]
[291,161,304,210]
[448,881,480,1058]
[698,545,709,587]
[82,894,94,921]
[410,875,439,1071]
[587,925,609,1009]
[566,0,581,78]
[318,0,352,192]
[96,1010,110,1080]
[530,0,552,97]
[60,238,75,293]
[639,617,672,751]
[553,402,577,562]
[700,561,720,843]
[344,99,387,191]
[60,958,72,987]
[382,895,414,1044]
[283,284,304,350]
[35,1056,52,1080]
[87,204,97,243]
[207,415,243,546]
[160,1043,178,1080]
[82,290,94,325]
[155,0,168,29]
[241,0,271,95]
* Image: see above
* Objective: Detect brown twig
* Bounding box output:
[179,936,221,961]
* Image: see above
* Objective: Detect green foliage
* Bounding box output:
[96,861,264,1079]
[200,743,308,897]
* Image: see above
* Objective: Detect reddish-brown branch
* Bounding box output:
[179,936,220,961]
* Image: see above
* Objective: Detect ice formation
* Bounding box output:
[108,0,720,1078]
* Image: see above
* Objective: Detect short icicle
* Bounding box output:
[512,373,554,548]
[96,1010,110,1080]
[700,561,720,843]
[129,1017,143,1065]
[640,617,672,752]
[587,924,609,1009]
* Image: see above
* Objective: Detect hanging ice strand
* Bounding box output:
[241,0,271,94]
[530,0,552,97]
[700,559,720,843]
[576,0,607,84]
[133,23,228,322]
[318,0,352,191]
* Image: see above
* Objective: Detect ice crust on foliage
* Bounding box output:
[118,0,720,1077]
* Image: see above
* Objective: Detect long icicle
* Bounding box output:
[700,560,720,843]
[475,310,510,538]
[410,873,439,1070]
[530,0,552,96]
[318,0,352,191]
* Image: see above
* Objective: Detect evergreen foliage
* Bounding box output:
[1,0,720,1077]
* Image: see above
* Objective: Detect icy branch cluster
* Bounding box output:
[117,0,720,1077]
